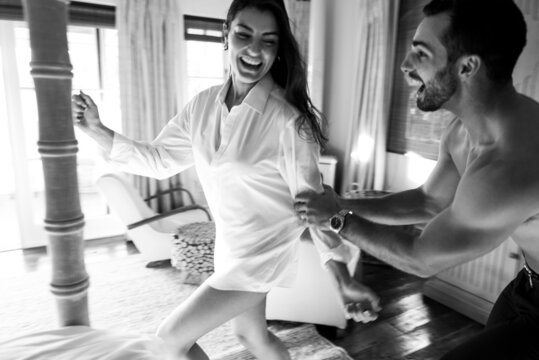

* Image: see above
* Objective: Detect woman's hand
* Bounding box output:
[71,91,102,130]
[71,91,114,152]
[340,279,381,323]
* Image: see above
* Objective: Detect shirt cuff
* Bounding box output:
[319,239,360,274]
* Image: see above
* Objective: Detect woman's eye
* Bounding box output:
[264,40,276,46]
[236,32,249,40]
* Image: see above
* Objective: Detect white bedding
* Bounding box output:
[0,326,165,360]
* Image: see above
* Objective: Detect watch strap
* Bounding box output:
[330,209,352,234]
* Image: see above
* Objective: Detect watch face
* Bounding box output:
[330,216,342,230]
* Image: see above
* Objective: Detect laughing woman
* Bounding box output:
[72,0,379,358]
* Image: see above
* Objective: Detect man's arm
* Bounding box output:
[336,164,535,277]
[341,187,445,226]
[295,119,537,277]
[296,145,460,230]
[356,130,463,223]
[297,126,461,227]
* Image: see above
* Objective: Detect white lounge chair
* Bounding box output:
[96,172,212,266]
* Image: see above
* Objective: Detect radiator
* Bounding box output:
[423,238,522,324]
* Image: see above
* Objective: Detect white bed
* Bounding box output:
[0,327,165,360]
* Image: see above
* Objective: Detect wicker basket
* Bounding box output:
[171,222,215,284]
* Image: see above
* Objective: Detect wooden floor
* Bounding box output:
[0,238,484,360]
[327,255,485,360]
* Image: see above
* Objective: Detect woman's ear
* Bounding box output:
[223,23,229,50]
[457,55,481,80]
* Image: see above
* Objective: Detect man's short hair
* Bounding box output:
[423,0,527,84]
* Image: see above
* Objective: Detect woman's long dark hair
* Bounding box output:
[225,0,328,148]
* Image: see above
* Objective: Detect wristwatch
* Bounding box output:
[329,209,352,234]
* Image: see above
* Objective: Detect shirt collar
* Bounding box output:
[216,74,275,115]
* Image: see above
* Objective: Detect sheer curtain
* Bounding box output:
[116,0,185,212]
[341,0,400,192]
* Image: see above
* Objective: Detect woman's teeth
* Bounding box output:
[241,56,262,67]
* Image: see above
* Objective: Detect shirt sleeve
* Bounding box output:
[277,119,323,197]
[278,119,359,274]
[107,105,195,180]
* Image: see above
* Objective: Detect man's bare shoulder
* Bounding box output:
[455,94,539,213]
[454,134,539,228]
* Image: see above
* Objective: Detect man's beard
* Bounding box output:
[416,64,457,112]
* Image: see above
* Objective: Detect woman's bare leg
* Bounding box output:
[231,297,291,360]
[156,282,267,360]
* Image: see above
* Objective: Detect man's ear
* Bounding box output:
[457,55,481,80]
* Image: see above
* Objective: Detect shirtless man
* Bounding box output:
[295,0,539,358]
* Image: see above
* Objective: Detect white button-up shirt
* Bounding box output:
[109,75,355,291]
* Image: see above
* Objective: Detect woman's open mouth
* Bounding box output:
[240,56,262,70]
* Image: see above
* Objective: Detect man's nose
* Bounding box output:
[400,52,413,74]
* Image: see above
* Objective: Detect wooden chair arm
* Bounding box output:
[144,187,195,205]
[127,205,212,230]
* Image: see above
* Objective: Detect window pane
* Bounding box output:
[19,88,38,158]
[186,40,226,99]
[99,29,121,132]
[69,26,101,91]
[0,51,21,251]
[12,23,120,225]
[14,23,32,89]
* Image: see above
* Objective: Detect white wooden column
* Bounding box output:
[22,0,89,326]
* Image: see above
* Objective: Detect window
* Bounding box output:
[184,15,227,101]
[186,40,227,100]
[184,15,223,43]
[0,20,122,251]
[0,9,228,251]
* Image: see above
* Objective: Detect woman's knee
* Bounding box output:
[156,316,195,355]
[232,323,269,348]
